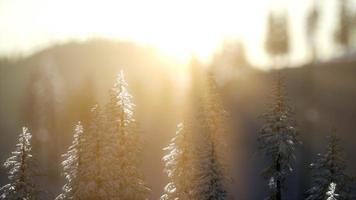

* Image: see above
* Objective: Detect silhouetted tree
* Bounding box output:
[306,133,354,200]
[211,40,251,83]
[258,73,300,200]
[306,1,320,61]
[334,0,353,52]
[265,11,290,67]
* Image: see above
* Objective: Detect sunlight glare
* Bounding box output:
[34,0,264,62]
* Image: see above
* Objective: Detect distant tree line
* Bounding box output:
[265,0,356,66]
[210,0,356,78]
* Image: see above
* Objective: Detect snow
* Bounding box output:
[326,182,339,200]
[0,127,41,200]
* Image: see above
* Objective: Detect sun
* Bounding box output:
[39,0,263,62]
[1,0,271,65]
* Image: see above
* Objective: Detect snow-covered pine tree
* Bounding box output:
[203,73,229,145]
[189,73,230,200]
[55,122,84,200]
[75,104,114,200]
[193,127,228,200]
[161,123,196,200]
[258,73,300,200]
[0,127,41,200]
[306,133,354,200]
[105,70,149,200]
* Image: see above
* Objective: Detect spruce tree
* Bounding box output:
[193,126,228,200]
[258,73,300,200]
[55,122,84,200]
[76,104,114,200]
[0,127,42,200]
[191,73,230,200]
[306,133,354,200]
[265,11,290,67]
[161,123,196,200]
[306,1,320,61]
[162,121,229,200]
[106,70,149,200]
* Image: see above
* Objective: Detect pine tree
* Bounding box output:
[306,133,354,200]
[193,128,228,200]
[161,123,196,200]
[190,73,230,200]
[0,127,41,200]
[105,70,150,200]
[265,11,290,67]
[76,104,114,200]
[258,73,300,200]
[334,0,352,52]
[55,122,84,200]
[306,1,320,61]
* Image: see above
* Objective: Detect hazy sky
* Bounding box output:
[0,0,348,67]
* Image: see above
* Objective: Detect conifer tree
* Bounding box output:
[55,122,84,200]
[265,11,290,67]
[193,126,228,200]
[258,73,300,200]
[76,105,114,200]
[306,133,354,200]
[334,0,352,52]
[106,70,149,200]
[190,73,230,200]
[306,1,320,61]
[0,127,41,200]
[162,121,229,200]
[161,123,196,200]
[203,74,229,141]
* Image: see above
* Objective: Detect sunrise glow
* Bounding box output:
[0,0,324,66]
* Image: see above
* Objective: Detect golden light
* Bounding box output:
[0,0,270,63]
[0,0,315,67]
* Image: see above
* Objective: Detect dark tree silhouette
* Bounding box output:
[258,73,300,200]
[265,11,290,68]
[306,1,320,62]
[306,132,354,200]
[334,0,353,52]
